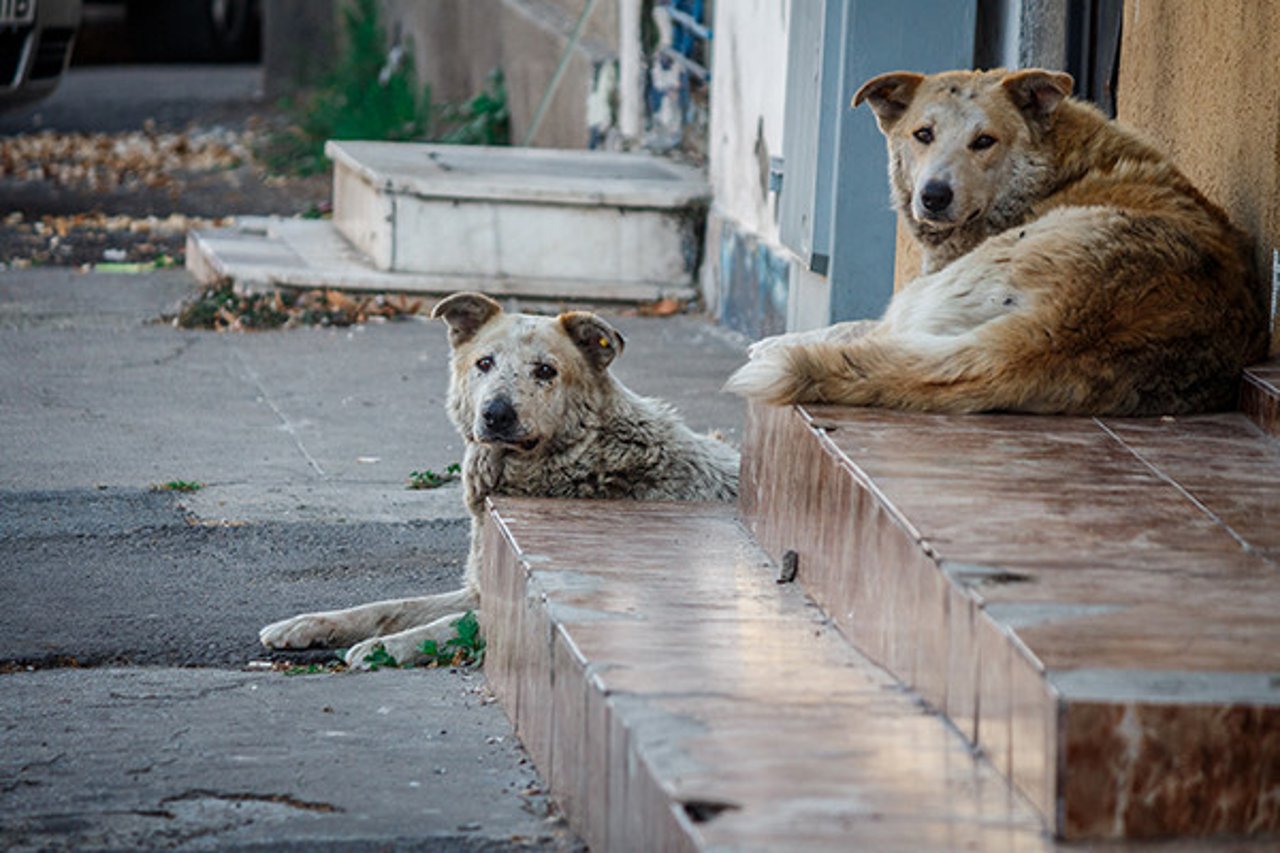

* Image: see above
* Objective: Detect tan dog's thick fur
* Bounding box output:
[260,293,739,668]
[725,68,1267,415]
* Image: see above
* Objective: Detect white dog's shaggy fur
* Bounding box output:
[260,292,739,668]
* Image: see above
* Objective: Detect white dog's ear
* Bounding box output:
[1002,69,1074,121]
[852,71,925,131]
[559,311,625,371]
[432,292,502,346]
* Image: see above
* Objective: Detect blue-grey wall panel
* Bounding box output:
[826,0,978,322]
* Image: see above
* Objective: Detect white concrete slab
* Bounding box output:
[327,141,708,290]
[186,216,697,302]
[326,140,710,207]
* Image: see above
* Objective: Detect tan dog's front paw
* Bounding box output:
[259,614,345,650]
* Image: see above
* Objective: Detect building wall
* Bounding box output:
[702,0,792,336]
[1116,0,1280,354]
[378,0,617,149]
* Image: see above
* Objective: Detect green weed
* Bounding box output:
[259,0,508,176]
[406,463,461,490]
[357,611,485,671]
[155,480,204,493]
[361,644,399,671]
[418,611,486,668]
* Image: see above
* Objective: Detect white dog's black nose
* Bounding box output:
[481,398,519,437]
[920,180,954,215]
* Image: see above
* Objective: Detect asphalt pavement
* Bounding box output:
[0,266,748,850]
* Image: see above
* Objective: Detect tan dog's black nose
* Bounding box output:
[920,180,953,215]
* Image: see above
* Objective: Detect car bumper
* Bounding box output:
[0,0,82,107]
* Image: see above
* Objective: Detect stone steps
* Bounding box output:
[740,396,1280,840]
[479,499,1054,851]
[186,142,709,303]
[478,363,1280,846]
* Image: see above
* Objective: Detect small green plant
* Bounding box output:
[155,480,204,493]
[361,644,400,670]
[407,463,461,490]
[418,611,486,668]
[175,281,291,331]
[435,69,510,146]
[358,612,484,671]
[259,0,508,176]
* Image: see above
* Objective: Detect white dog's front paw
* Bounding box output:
[344,634,422,670]
[259,613,344,650]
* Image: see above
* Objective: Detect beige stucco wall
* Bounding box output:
[1117,0,1279,353]
[379,0,615,149]
[706,0,790,244]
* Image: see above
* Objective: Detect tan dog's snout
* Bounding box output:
[918,178,954,219]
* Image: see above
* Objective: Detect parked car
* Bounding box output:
[0,0,82,111]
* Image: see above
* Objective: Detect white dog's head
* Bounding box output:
[432,292,626,455]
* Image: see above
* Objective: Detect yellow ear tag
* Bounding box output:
[598,336,610,348]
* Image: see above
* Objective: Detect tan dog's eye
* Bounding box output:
[476,356,495,373]
[532,363,558,381]
[970,134,997,151]
[912,127,934,144]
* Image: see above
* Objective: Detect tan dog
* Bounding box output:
[260,293,739,668]
[725,68,1267,415]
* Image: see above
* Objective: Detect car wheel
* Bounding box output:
[128,0,260,62]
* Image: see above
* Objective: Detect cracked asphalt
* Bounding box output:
[0,266,747,850]
[0,63,748,849]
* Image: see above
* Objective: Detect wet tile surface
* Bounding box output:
[1241,360,1280,438]
[480,499,1054,851]
[740,402,1280,841]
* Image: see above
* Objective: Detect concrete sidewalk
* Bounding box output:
[0,268,747,850]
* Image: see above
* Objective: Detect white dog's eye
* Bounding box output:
[532,363,558,381]
[476,356,495,373]
[912,126,934,144]
[970,134,997,151]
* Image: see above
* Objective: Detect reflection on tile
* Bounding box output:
[1241,360,1280,438]
[737,401,1280,841]
[481,498,1052,851]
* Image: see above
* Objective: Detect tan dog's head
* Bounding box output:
[431,293,625,454]
[853,68,1073,234]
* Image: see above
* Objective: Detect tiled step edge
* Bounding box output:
[478,498,1052,852]
[739,401,1280,841]
[1241,360,1280,438]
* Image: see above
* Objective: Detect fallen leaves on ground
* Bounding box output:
[173,280,426,331]
[637,296,686,316]
[1,211,233,268]
[0,123,254,191]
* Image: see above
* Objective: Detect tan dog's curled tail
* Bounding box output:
[723,344,836,406]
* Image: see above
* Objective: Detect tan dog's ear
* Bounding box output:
[852,71,926,130]
[1002,69,1074,121]
[431,292,502,347]
[559,311,625,372]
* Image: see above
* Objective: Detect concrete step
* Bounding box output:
[741,402,1280,840]
[328,141,709,300]
[185,215,695,302]
[185,142,709,302]
[478,499,1054,851]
